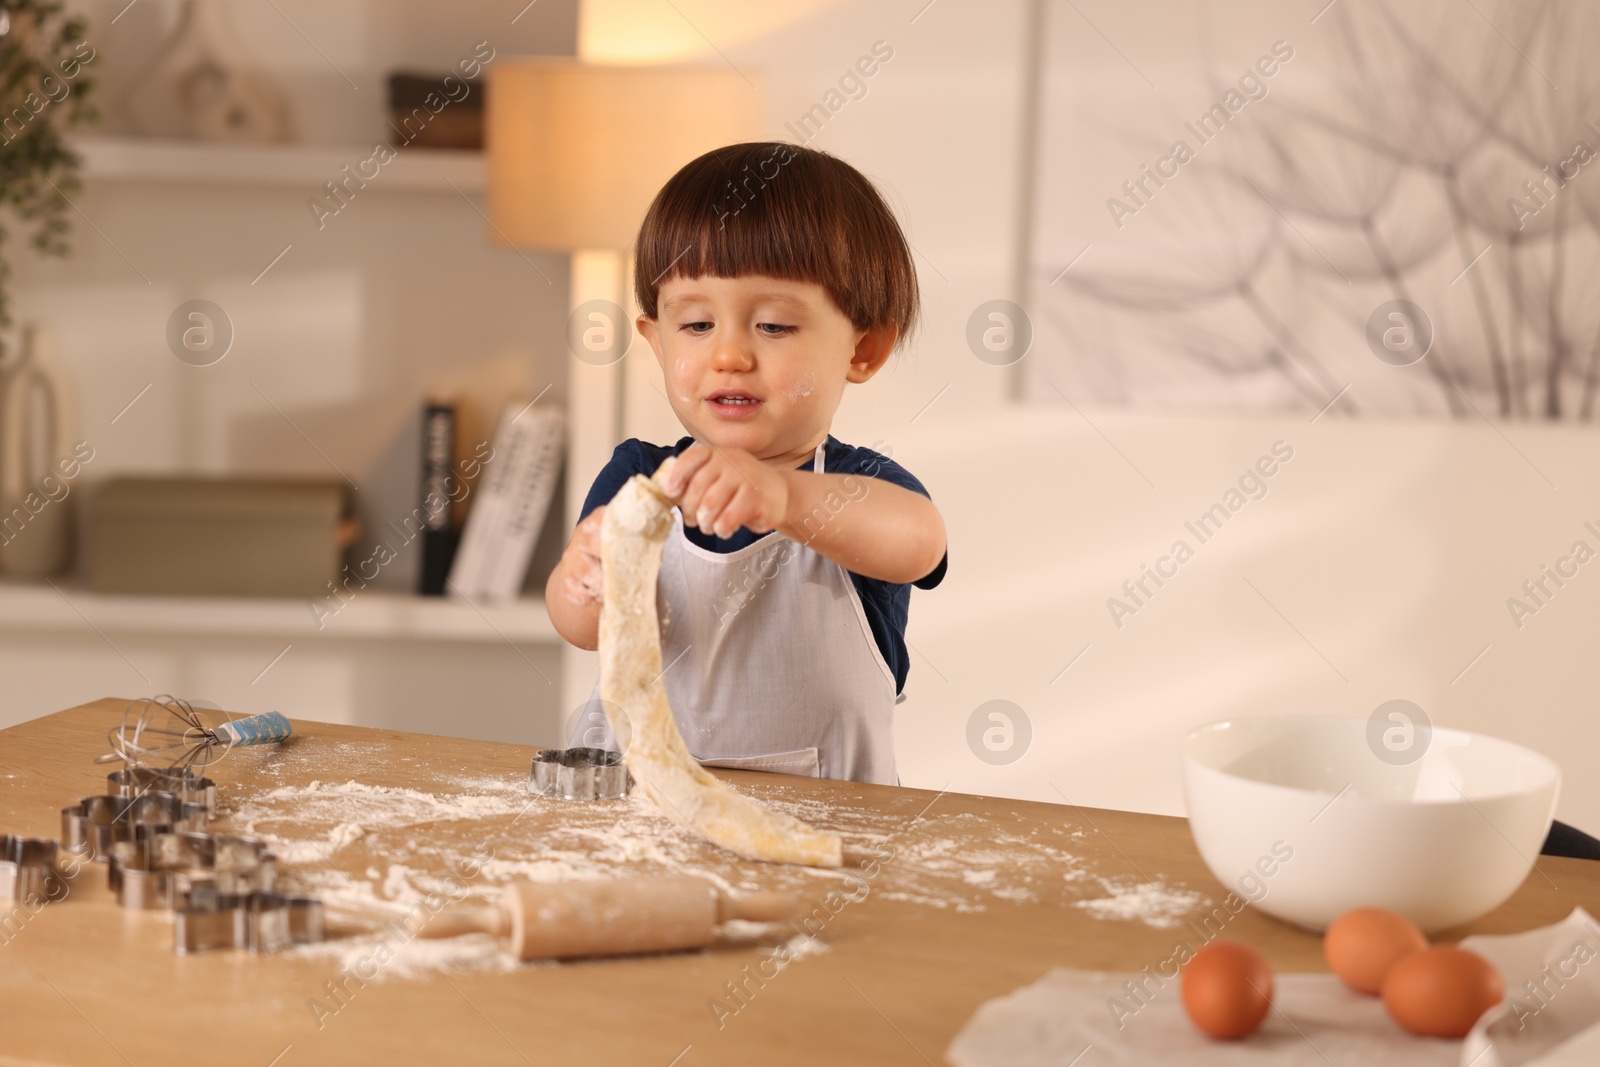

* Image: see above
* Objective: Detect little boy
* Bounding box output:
[545,142,947,785]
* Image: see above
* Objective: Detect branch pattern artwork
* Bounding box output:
[1031,0,1600,420]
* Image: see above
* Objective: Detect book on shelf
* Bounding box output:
[418,400,458,596]
[447,399,565,603]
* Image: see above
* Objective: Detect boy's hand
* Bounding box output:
[560,505,606,605]
[659,444,789,539]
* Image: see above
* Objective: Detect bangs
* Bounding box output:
[634,142,918,343]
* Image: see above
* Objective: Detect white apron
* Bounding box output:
[571,442,901,783]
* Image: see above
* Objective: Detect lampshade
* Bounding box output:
[487,59,762,252]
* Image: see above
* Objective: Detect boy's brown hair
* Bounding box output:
[634,141,919,346]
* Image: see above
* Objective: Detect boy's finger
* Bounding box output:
[677,479,702,526]
[730,483,777,537]
[661,446,711,495]
[696,472,741,536]
[691,451,748,510]
[677,463,723,525]
[737,484,776,534]
[680,452,726,504]
[711,500,747,539]
[720,479,770,539]
[685,471,730,532]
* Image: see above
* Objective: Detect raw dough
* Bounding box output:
[598,458,843,868]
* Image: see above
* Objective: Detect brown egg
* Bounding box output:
[1324,907,1429,995]
[1382,946,1504,1038]
[1181,940,1275,1040]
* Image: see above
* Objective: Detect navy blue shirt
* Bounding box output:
[580,435,947,695]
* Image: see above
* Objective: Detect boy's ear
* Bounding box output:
[637,315,664,368]
[846,324,897,384]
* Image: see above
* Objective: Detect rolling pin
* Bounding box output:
[418,875,798,960]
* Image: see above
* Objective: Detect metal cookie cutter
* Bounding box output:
[174,889,324,954]
[0,835,60,903]
[60,792,207,861]
[108,831,277,911]
[106,766,217,818]
[532,747,631,800]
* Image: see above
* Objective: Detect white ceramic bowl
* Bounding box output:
[1181,715,1560,932]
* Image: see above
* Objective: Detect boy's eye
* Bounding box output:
[677,321,793,336]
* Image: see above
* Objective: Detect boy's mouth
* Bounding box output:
[706,391,763,418]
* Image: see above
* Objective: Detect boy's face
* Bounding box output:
[637,274,895,465]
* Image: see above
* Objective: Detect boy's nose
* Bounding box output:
[710,335,755,372]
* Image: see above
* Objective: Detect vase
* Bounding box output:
[125,0,293,143]
[0,322,76,577]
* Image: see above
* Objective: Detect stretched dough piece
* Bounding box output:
[599,458,843,868]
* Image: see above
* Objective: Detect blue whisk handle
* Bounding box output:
[215,711,293,748]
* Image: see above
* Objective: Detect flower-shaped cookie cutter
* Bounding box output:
[0,835,60,903]
[105,766,217,818]
[61,792,208,862]
[531,747,631,801]
[174,888,324,954]
[108,831,277,911]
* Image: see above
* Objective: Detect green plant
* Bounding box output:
[0,0,96,348]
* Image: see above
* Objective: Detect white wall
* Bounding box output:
[885,408,1600,833]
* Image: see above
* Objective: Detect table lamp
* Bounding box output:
[486,58,760,715]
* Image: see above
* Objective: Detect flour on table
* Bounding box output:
[292,928,519,982]
[1074,880,1206,928]
[784,932,831,959]
[256,818,369,863]
[215,762,1194,980]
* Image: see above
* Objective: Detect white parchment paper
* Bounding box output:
[1460,908,1600,1067]
[945,969,1458,1066]
[947,909,1600,1067]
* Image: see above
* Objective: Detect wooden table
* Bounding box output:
[1,699,1596,1067]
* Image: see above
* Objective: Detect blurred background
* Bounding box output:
[1,0,1596,832]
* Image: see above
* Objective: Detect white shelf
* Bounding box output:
[0,583,557,644]
[70,134,486,193]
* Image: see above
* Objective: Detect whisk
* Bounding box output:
[95,695,294,773]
